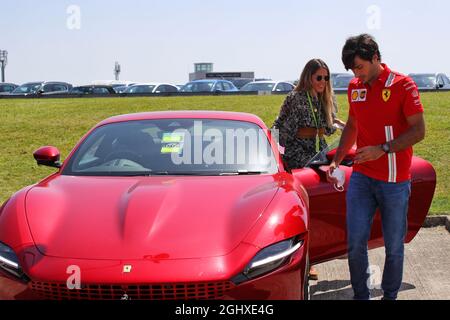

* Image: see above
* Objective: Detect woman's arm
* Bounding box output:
[328,98,346,134]
[273,95,297,147]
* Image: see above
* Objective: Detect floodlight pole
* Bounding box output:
[114,61,121,81]
[0,50,7,83]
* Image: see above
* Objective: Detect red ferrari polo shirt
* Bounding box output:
[348,64,424,183]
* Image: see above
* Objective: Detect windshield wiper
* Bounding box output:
[70,171,154,177]
[148,170,268,176]
[151,171,221,176]
[218,170,269,176]
[111,171,153,177]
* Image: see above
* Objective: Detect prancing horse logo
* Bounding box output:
[382,89,391,102]
[123,265,132,273]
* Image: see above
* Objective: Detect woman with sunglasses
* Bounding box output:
[273,58,345,171]
[273,59,345,281]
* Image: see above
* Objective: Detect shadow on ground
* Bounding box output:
[310,280,416,300]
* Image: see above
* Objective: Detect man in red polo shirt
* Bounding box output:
[327,34,425,300]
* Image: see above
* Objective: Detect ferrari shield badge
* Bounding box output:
[382,89,391,102]
[123,265,132,273]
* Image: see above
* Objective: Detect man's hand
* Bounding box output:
[327,114,358,184]
[354,146,384,164]
[326,162,339,184]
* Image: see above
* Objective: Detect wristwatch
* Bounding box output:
[381,143,391,153]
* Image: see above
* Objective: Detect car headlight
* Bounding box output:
[232,236,304,285]
[0,242,23,279]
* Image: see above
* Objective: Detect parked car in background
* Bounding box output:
[0,83,18,94]
[37,82,72,96]
[240,81,294,93]
[8,82,72,96]
[93,80,135,87]
[70,85,117,95]
[123,83,179,94]
[408,73,450,90]
[330,73,346,85]
[111,83,136,92]
[332,74,353,93]
[180,80,239,93]
[113,86,128,94]
[8,82,44,96]
[228,78,254,90]
[91,81,135,93]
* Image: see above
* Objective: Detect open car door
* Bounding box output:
[292,144,436,265]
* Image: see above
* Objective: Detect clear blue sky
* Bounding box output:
[1,0,449,85]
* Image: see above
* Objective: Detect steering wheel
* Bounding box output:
[104,150,146,167]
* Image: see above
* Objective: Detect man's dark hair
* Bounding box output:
[342,34,381,70]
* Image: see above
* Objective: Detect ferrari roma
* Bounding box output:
[0,111,436,300]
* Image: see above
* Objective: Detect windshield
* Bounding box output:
[410,74,436,88]
[125,85,156,93]
[114,86,128,93]
[12,83,42,94]
[241,83,275,92]
[63,119,279,176]
[181,82,215,92]
[230,79,253,89]
[71,87,92,94]
[0,85,16,93]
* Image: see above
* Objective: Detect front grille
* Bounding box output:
[30,281,234,300]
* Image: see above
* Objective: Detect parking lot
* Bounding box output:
[310,225,450,300]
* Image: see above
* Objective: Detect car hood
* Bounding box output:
[25,175,279,260]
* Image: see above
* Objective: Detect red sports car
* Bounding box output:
[0,111,436,300]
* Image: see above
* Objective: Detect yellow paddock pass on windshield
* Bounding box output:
[161,133,185,153]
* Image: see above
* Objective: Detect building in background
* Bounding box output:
[189,63,255,88]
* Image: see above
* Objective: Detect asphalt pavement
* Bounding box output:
[310,226,450,300]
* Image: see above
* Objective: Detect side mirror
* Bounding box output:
[33,146,62,168]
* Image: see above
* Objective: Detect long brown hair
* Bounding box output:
[294,59,334,127]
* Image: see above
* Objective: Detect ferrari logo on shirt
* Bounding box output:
[351,89,367,102]
[382,89,391,102]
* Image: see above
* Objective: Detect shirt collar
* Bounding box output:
[376,63,391,84]
[356,63,391,87]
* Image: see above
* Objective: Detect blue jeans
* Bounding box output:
[346,172,411,300]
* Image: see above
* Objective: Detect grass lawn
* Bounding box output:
[0,92,448,214]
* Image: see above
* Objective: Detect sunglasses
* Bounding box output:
[315,75,330,82]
